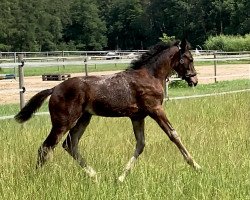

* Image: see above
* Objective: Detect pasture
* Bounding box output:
[0,91,249,199]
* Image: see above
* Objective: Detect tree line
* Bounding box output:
[0,0,249,51]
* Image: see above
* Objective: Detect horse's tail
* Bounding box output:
[15,88,54,123]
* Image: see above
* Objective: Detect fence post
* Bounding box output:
[18,54,25,109]
[14,52,17,63]
[84,58,88,76]
[164,79,169,100]
[213,52,217,83]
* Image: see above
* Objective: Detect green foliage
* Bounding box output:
[204,34,250,51]
[0,44,11,51]
[168,80,188,89]
[63,0,107,50]
[106,0,146,49]
[0,0,250,51]
[159,33,176,43]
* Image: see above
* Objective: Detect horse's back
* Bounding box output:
[48,71,163,118]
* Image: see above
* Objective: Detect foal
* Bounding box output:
[15,39,200,182]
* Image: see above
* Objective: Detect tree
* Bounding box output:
[0,0,18,51]
[227,0,250,35]
[63,0,107,50]
[106,0,149,49]
[35,0,71,51]
[0,0,250,51]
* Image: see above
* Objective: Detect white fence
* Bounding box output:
[1,50,250,67]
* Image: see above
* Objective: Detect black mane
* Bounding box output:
[127,40,180,71]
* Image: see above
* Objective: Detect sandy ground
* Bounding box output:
[0,64,249,105]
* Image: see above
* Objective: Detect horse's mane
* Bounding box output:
[127,40,180,71]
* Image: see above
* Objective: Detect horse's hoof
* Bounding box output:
[118,174,126,182]
[84,166,97,177]
[193,162,202,171]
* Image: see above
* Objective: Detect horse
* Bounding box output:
[15,39,200,182]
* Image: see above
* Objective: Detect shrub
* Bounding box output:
[204,34,250,51]
[159,33,176,43]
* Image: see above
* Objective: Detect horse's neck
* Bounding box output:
[153,47,178,83]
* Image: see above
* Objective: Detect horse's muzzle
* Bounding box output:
[185,75,198,87]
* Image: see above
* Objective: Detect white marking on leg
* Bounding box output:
[118,156,137,182]
[118,173,126,182]
[84,166,97,177]
[125,156,137,171]
[172,130,201,170]
[192,160,201,170]
[172,130,179,139]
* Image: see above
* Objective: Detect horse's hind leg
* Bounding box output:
[62,113,97,178]
[118,118,145,182]
[150,106,201,170]
[37,126,68,168]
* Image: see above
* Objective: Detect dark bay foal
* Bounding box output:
[15,39,200,182]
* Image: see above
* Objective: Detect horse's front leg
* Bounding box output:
[150,105,201,170]
[118,118,145,182]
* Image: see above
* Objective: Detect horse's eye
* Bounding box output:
[180,59,184,64]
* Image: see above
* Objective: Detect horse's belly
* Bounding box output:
[89,99,139,117]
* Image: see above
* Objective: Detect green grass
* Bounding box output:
[1,63,128,76]
[1,59,249,76]
[0,91,249,199]
[167,79,250,98]
[0,102,48,116]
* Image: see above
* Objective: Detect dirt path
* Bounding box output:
[0,64,249,105]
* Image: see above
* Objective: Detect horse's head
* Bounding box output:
[173,39,198,87]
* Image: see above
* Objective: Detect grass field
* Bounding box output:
[0,90,249,199]
[1,63,128,76]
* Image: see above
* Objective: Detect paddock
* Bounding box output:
[0,91,249,199]
[0,52,249,199]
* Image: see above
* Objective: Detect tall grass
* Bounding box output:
[0,92,249,199]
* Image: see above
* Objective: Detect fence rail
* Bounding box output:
[1,50,250,66]
[0,59,133,68]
